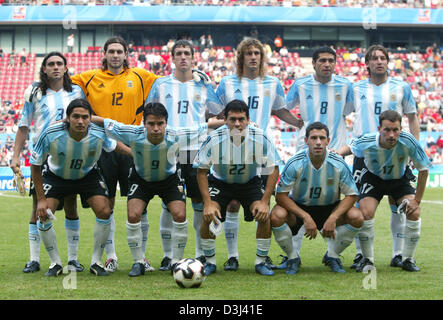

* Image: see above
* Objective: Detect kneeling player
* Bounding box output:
[94,102,204,277]
[31,99,131,277]
[194,99,281,276]
[271,122,363,274]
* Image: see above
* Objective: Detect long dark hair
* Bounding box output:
[39,51,73,95]
[102,36,129,71]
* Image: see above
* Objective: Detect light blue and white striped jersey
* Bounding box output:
[104,119,206,182]
[30,122,116,180]
[276,149,358,206]
[216,74,286,134]
[286,74,354,150]
[350,131,430,180]
[352,77,417,137]
[194,124,282,184]
[18,84,85,146]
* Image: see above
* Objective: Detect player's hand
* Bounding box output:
[295,118,304,129]
[405,198,420,216]
[10,158,21,176]
[303,215,317,240]
[36,199,50,222]
[251,200,270,223]
[322,217,336,239]
[203,201,221,223]
[192,69,210,85]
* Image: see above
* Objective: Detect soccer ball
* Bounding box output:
[173,258,206,288]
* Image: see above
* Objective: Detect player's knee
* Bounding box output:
[127,210,141,224]
[407,206,421,221]
[227,200,240,212]
[270,205,286,227]
[351,209,364,228]
[172,210,186,223]
[96,206,111,220]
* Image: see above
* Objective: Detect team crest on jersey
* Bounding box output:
[390,94,397,102]
[398,156,405,163]
[194,93,201,102]
[88,150,96,157]
[127,80,133,88]
[335,93,341,102]
[264,89,270,97]
[327,178,334,186]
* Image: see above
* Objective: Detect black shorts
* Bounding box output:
[289,201,341,236]
[358,168,416,203]
[42,168,109,208]
[208,175,264,222]
[127,169,186,205]
[30,162,64,211]
[178,150,200,199]
[97,150,133,198]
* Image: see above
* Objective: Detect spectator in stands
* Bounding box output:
[20,48,27,67]
[67,33,75,53]
[8,49,16,68]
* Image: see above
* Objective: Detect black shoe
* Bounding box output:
[355,258,374,273]
[129,262,145,277]
[350,253,364,269]
[159,256,172,271]
[196,255,206,264]
[90,263,110,276]
[45,263,63,277]
[390,255,403,268]
[67,260,84,272]
[402,258,420,272]
[23,260,40,273]
[223,257,239,271]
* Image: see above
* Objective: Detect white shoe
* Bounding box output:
[105,258,118,272]
[143,258,155,272]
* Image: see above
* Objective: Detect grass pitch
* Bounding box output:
[0,189,442,301]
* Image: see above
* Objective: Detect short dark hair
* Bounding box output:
[305,121,329,138]
[379,110,402,126]
[171,39,194,57]
[102,36,129,70]
[312,46,336,63]
[224,99,249,119]
[143,102,168,123]
[66,98,93,117]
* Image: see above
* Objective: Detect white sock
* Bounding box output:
[255,238,271,265]
[28,223,40,262]
[403,219,421,261]
[358,219,375,263]
[390,205,405,257]
[140,210,149,254]
[201,238,216,265]
[272,223,298,259]
[126,221,144,263]
[292,225,305,256]
[328,224,361,258]
[91,217,111,266]
[37,221,61,266]
[192,202,204,258]
[171,220,188,265]
[354,202,363,255]
[105,212,117,260]
[224,211,239,259]
[65,218,80,261]
[159,203,173,259]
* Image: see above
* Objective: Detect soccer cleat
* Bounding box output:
[203,263,217,276]
[90,263,110,276]
[196,255,206,264]
[143,258,155,272]
[402,258,420,272]
[322,252,346,273]
[264,256,277,269]
[390,255,403,268]
[350,253,364,269]
[275,255,289,270]
[223,257,239,271]
[255,262,275,276]
[67,260,84,272]
[285,257,301,275]
[128,262,145,277]
[159,256,172,271]
[104,258,118,272]
[355,257,374,273]
[45,263,63,277]
[23,261,40,273]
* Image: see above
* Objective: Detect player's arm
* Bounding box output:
[207,116,225,129]
[197,168,221,223]
[90,115,105,127]
[406,113,420,141]
[30,164,50,221]
[275,192,317,239]
[271,108,303,129]
[10,126,29,176]
[406,169,428,216]
[322,195,358,239]
[114,141,133,158]
[252,166,279,223]
[337,144,352,157]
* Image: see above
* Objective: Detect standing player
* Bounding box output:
[350,44,421,269]
[11,52,85,273]
[30,99,131,276]
[278,46,354,268]
[215,38,303,271]
[271,122,363,274]
[92,103,204,277]
[145,40,223,270]
[194,100,281,276]
[339,110,430,272]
